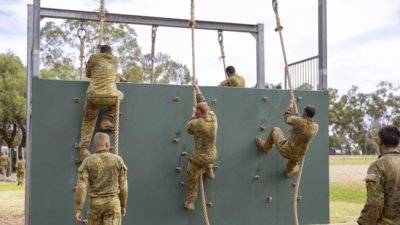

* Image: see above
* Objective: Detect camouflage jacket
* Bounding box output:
[0,155,10,166]
[186,93,218,165]
[218,74,245,87]
[75,149,128,213]
[15,160,26,172]
[86,53,119,98]
[283,105,319,157]
[357,151,400,225]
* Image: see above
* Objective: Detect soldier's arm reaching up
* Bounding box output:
[284,99,300,125]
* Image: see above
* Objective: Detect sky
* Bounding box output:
[0,0,399,96]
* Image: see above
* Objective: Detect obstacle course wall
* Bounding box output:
[31,77,329,225]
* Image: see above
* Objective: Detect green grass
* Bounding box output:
[330,186,367,204]
[0,183,25,192]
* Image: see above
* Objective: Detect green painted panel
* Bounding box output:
[31,78,329,225]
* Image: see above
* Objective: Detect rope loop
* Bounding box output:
[151,25,158,40]
[218,30,223,43]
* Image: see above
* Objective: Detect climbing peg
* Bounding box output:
[297,97,302,102]
[109,146,114,152]
[180,182,185,186]
[176,167,182,173]
[212,99,217,104]
[214,166,219,171]
[268,196,272,203]
[75,143,79,149]
[119,112,122,117]
[83,220,88,225]
[263,97,268,102]
[297,196,302,201]
[173,138,180,143]
[74,97,80,103]
[260,125,265,131]
[73,187,77,192]
[181,152,187,156]
[254,175,260,180]
[207,202,213,207]
[292,183,296,187]
[174,97,179,102]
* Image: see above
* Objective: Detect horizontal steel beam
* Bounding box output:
[41,8,259,33]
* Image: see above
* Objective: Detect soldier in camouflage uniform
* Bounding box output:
[218,66,245,87]
[76,45,124,163]
[256,99,318,178]
[357,125,400,225]
[15,155,26,185]
[0,152,10,177]
[75,132,128,225]
[185,84,218,211]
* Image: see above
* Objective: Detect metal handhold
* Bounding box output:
[173,138,180,143]
[297,196,302,201]
[119,112,122,117]
[212,99,217,104]
[75,143,79,149]
[292,183,296,187]
[260,125,265,131]
[214,166,219,171]
[74,97,79,103]
[297,97,302,102]
[109,146,114,152]
[254,175,260,180]
[174,97,179,102]
[263,97,268,102]
[207,202,213,207]
[176,167,182,173]
[268,196,272,203]
[73,187,77,192]
[83,219,88,225]
[181,152,188,156]
[180,181,185,186]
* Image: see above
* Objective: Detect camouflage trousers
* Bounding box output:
[88,197,121,225]
[1,165,6,177]
[186,160,214,202]
[17,170,25,184]
[263,127,302,172]
[78,91,124,150]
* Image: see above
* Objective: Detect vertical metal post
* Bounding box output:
[256,23,265,89]
[16,148,19,162]
[284,68,287,89]
[32,0,40,78]
[9,148,12,177]
[318,0,327,90]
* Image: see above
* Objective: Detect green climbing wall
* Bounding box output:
[31,77,329,225]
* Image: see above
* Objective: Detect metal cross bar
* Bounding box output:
[40,8,259,33]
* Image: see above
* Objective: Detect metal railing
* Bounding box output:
[284,56,319,91]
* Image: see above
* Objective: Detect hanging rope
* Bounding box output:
[150,25,158,84]
[188,1,209,225]
[218,30,228,80]
[77,20,86,81]
[97,0,106,53]
[272,1,303,225]
[114,96,120,155]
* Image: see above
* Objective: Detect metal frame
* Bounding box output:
[318,0,328,90]
[285,55,319,90]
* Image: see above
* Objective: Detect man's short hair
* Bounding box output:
[94,132,110,148]
[100,45,112,54]
[197,102,209,115]
[226,66,235,74]
[378,125,400,148]
[304,105,316,118]
[19,155,22,160]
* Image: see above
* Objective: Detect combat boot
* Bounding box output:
[256,137,272,153]
[75,148,91,163]
[203,168,215,179]
[99,119,115,132]
[285,165,300,178]
[184,201,195,211]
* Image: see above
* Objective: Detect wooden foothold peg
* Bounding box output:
[180,181,185,186]
[292,183,296,187]
[119,112,122,117]
[173,138,180,143]
[212,99,217,104]
[207,202,213,207]
[268,196,272,203]
[297,196,302,201]
[73,187,77,192]
[74,97,79,103]
[83,220,88,225]
[75,143,79,149]
[260,125,265,131]
[214,166,219,171]
[176,167,182,173]
[263,97,268,102]
[109,146,114,151]
[174,97,179,102]
[181,152,188,156]
[254,175,260,180]
[297,97,302,102]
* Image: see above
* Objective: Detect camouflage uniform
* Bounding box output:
[75,149,128,225]
[357,151,400,225]
[218,74,245,87]
[77,53,124,162]
[258,105,318,172]
[186,93,218,203]
[0,154,10,177]
[15,160,26,185]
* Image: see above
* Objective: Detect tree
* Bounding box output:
[296,83,314,91]
[264,83,282,89]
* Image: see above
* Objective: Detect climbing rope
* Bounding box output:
[77,20,86,81]
[218,30,228,80]
[272,1,303,225]
[150,25,158,83]
[97,0,106,53]
[188,1,210,224]
[114,96,120,155]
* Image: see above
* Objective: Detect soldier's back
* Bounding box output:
[17,160,26,171]
[0,155,8,163]
[230,74,245,87]
[287,118,318,156]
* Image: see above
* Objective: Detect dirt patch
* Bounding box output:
[0,214,24,225]
[330,164,370,188]
[0,191,25,214]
